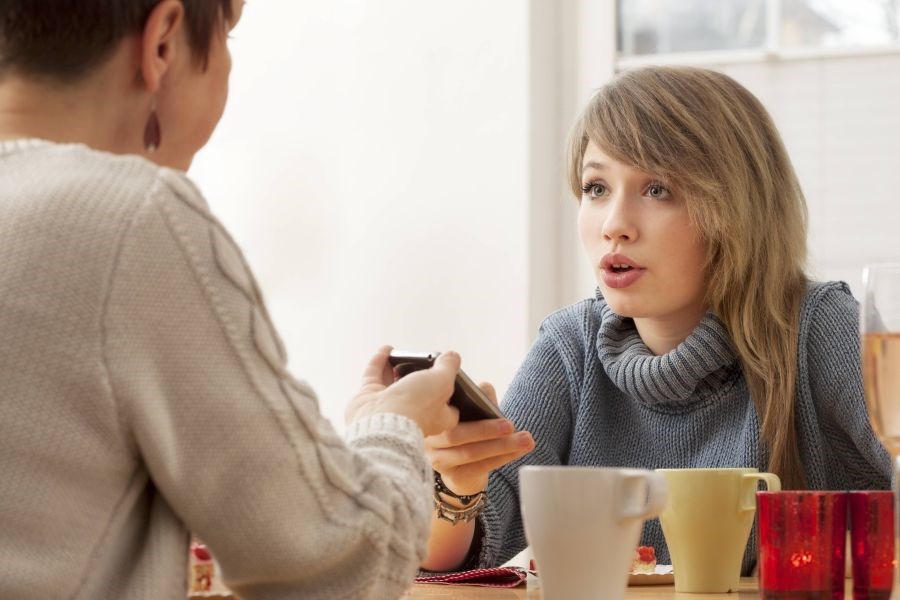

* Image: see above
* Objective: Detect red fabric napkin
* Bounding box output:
[415,567,528,588]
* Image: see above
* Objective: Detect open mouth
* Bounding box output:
[600,255,645,288]
[610,264,634,274]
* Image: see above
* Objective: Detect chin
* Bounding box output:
[598,286,649,319]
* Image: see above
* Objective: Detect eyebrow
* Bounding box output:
[581,161,607,174]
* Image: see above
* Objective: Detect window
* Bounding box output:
[781,0,899,48]
[618,0,766,57]
[618,0,900,63]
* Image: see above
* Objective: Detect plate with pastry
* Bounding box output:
[628,546,674,586]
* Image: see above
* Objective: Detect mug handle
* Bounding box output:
[619,471,668,522]
[739,472,781,511]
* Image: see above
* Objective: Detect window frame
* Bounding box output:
[616,0,900,69]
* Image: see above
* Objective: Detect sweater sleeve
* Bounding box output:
[475,312,579,567]
[102,171,431,600]
[803,282,891,490]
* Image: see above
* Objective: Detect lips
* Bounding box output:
[600,253,646,289]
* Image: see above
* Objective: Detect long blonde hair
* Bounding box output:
[568,66,809,489]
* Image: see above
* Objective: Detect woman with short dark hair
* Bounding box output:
[0,2,464,598]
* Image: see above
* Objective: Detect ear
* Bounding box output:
[140,0,185,94]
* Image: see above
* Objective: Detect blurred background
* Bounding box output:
[191,0,900,429]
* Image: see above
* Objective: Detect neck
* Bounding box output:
[633,303,708,355]
[0,42,147,157]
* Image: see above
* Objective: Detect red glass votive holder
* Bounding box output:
[850,491,894,600]
[758,491,848,600]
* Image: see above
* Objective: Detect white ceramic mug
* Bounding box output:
[520,466,668,600]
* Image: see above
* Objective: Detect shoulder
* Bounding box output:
[539,289,606,342]
[521,290,607,383]
[151,166,214,218]
[5,141,211,232]
[113,162,259,318]
[802,280,857,314]
[61,148,229,280]
[102,157,291,383]
[798,280,860,380]
[26,142,163,204]
[800,280,858,344]
[32,141,209,208]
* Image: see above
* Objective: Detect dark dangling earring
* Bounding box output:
[143,106,161,152]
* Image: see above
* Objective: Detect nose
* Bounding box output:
[601,195,638,243]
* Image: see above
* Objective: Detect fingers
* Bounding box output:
[428,431,533,472]
[359,345,394,388]
[447,448,534,482]
[478,381,498,406]
[427,418,515,449]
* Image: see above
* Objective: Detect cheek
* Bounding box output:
[666,232,708,296]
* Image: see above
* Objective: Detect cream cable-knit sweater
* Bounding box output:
[0,139,432,600]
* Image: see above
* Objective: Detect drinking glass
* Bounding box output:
[862,263,900,599]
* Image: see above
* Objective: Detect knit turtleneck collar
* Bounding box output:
[595,291,738,407]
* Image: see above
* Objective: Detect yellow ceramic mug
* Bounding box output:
[656,467,781,593]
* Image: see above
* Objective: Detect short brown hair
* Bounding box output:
[0,0,234,82]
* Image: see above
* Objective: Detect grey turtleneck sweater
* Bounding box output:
[477,281,890,573]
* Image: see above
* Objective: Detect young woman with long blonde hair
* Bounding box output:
[421,65,890,574]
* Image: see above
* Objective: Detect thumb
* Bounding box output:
[359,345,393,388]
[432,350,461,378]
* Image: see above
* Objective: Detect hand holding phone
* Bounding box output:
[388,351,503,421]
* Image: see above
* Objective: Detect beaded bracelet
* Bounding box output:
[434,472,485,505]
[433,472,487,524]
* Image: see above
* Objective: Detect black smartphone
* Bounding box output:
[388,351,503,422]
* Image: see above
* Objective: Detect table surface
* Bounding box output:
[189,576,863,598]
[401,577,858,598]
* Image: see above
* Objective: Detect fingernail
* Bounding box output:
[516,432,533,447]
[498,420,515,434]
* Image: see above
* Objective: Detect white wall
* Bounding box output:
[187,0,900,434]
[190,1,549,429]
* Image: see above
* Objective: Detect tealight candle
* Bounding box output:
[850,490,894,600]
[757,491,847,600]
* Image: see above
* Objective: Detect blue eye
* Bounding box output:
[646,182,670,200]
[581,182,608,199]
